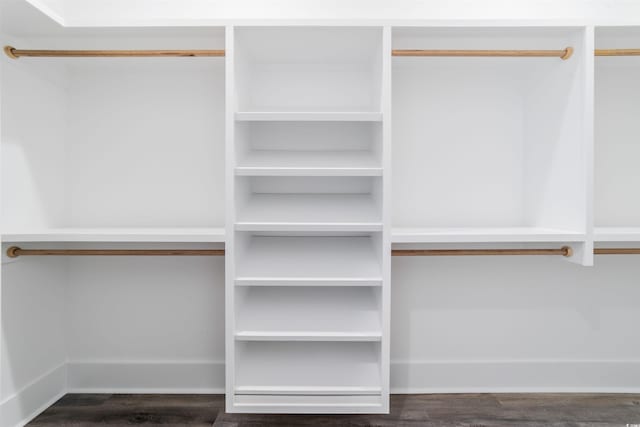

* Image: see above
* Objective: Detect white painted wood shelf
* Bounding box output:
[594,227,640,242]
[1,228,226,243]
[392,227,586,243]
[235,111,383,122]
[236,150,382,177]
[236,194,382,232]
[235,331,382,342]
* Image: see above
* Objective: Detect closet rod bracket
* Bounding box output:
[4,46,17,59]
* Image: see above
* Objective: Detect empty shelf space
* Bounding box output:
[236,194,382,231]
[235,111,383,122]
[1,227,226,243]
[236,150,382,176]
[235,235,382,280]
[235,341,381,390]
[235,287,381,340]
[594,227,640,242]
[392,227,586,243]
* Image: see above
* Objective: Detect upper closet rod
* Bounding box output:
[3,46,224,59]
[392,47,574,59]
[4,46,640,60]
[595,49,640,56]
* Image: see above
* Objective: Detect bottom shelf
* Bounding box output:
[235,341,381,390]
[231,394,385,413]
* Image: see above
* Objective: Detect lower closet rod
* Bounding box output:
[5,247,224,257]
[7,246,640,258]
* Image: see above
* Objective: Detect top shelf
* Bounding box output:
[1,228,226,243]
[392,227,586,243]
[594,227,640,242]
[2,227,597,244]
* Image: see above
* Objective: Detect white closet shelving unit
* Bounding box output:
[226,26,391,413]
[594,27,640,244]
[3,6,640,422]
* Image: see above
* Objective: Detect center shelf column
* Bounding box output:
[226,26,391,414]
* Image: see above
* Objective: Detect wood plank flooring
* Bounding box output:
[28,393,640,426]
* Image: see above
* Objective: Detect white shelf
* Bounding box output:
[232,394,384,413]
[594,227,640,242]
[236,150,382,177]
[235,287,381,339]
[236,236,382,280]
[235,331,382,342]
[235,385,381,396]
[235,278,382,287]
[1,228,226,243]
[391,227,586,243]
[235,111,383,122]
[236,194,382,232]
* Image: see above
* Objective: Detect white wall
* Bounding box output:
[66,58,224,228]
[65,249,225,392]
[0,249,67,427]
[391,255,640,392]
[1,37,68,230]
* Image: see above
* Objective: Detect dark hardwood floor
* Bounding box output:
[28,393,640,426]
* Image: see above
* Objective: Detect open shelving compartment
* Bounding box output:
[228,26,390,413]
[234,341,383,409]
[0,24,228,427]
[233,26,383,115]
[391,26,591,263]
[235,121,383,176]
[594,26,640,243]
[1,27,226,243]
[235,176,383,231]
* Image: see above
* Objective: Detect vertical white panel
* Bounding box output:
[380,25,392,413]
[224,24,236,413]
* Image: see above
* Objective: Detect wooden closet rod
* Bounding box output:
[595,49,640,56]
[392,47,574,59]
[3,46,225,59]
[6,247,224,257]
[5,46,639,60]
[7,246,640,258]
[7,246,573,258]
[594,248,640,255]
[391,247,573,257]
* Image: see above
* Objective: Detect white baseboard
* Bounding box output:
[0,363,67,427]
[67,360,225,394]
[390,359,640,393]
[67,359,640,395]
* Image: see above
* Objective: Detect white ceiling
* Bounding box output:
[0,0,64,36]
[4,0,640,29]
